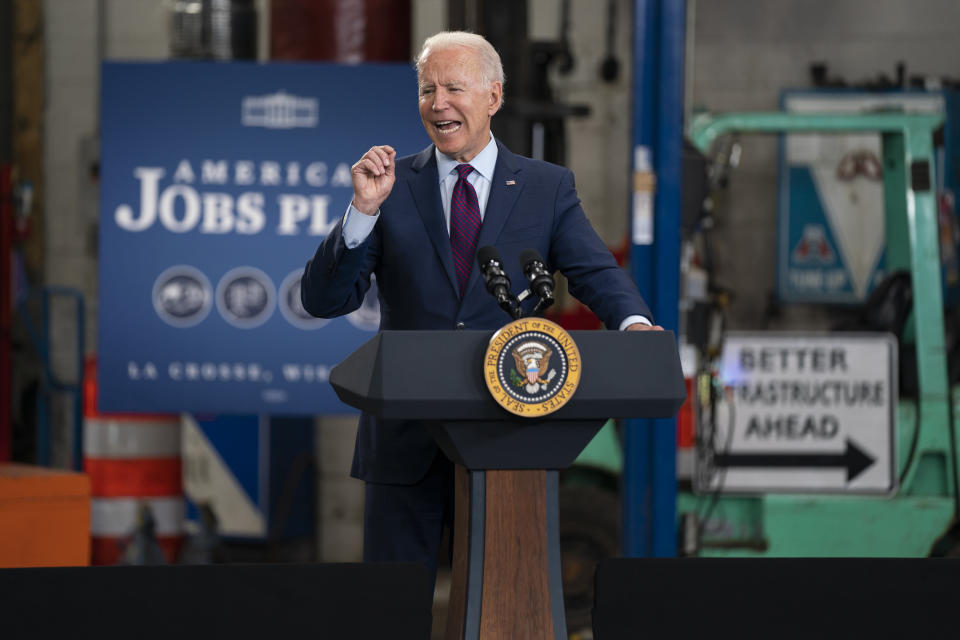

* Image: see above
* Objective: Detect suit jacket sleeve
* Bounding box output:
[547,169,653,328]
[300,214,380,318]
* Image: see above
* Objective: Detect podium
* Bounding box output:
[331,329,685,640]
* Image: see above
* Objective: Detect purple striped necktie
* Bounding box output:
[449,164,482,296]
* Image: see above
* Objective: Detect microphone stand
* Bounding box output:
[499,292,522,320]
[531,293,555,317]
[477,247,556,321]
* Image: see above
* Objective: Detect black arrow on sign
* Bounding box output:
[713,438,876,483]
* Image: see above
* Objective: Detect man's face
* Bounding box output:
[418,46,502,163]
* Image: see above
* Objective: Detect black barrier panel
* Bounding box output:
[594,558,960,639]
[0,563,432,640]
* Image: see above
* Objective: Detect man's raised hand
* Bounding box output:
[351,145,397,215]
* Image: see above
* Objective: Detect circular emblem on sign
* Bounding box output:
[152,265,212,328]
[484,318,581,417]
[215,266,276,329]
[278,270,332,330]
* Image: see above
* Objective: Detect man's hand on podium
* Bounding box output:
[626,322,664,331]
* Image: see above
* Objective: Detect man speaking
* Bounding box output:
[302,31,659,583]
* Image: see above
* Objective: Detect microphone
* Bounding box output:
[519,249,555,314]
[477,246,520,319]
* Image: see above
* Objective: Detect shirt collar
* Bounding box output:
[435,133,498,183]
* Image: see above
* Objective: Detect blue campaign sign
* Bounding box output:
[99,62,429,413]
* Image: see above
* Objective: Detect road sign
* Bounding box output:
[697,333,897,494]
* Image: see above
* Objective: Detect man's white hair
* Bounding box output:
[415,31,506,90]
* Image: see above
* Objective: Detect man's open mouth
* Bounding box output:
[435,120,462,134]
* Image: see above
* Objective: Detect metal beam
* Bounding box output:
[625,0,685,558]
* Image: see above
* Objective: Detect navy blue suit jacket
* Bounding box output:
[302,141,651,485]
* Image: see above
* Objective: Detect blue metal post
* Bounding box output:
[650,0,685,557]
[26,287,85,468]
[623,0,659,559]
[72,292,85,471]
[624,0,685,558]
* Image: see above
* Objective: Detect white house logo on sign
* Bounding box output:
[241,91,319,129]
[698,333,897,494]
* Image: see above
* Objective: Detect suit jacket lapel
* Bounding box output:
[408,145,460,296]
[463,140,525,299]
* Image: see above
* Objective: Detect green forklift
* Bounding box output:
[672,111,960,557]
[559,111,959,635]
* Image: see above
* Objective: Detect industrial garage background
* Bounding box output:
[5,1,960,638]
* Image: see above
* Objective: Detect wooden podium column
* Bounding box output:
[446,465,565,640]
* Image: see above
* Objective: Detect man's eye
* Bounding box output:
[420,88,434,95]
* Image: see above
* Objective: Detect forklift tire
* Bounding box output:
[928,519,960,557]
[559,484,620,633]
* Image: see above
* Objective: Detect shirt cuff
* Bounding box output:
[342,204,380,249]
[619,315,652,331]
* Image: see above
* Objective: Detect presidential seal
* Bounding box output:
[484,318,581,417]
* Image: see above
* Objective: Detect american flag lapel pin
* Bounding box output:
[506,179,516,186]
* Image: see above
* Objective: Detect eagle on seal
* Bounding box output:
[513,345,552,385]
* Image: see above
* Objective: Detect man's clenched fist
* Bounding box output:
[351,145,397,215]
